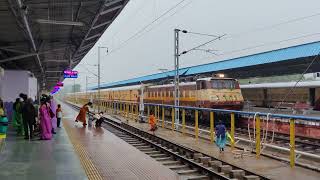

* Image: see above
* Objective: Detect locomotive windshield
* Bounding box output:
[211,79,237,89]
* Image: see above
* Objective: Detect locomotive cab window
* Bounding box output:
[212,79,236,89]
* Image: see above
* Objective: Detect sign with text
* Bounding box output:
[56,82,64,87]
[64,70,78,78]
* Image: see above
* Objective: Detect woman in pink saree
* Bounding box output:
[49,96,57,134]
[39,96,52,140]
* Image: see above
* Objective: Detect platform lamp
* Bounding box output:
[97,46,108,113]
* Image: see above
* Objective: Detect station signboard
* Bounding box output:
[54,86,60,90]
[56,82,64,87]
[64,70,78,78]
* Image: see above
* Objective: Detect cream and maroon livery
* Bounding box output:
[67,77,244,110]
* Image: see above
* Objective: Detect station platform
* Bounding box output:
[0,101,179,180]
[0,121,87,179]
[61,101,179,180]
[102,113,320,180]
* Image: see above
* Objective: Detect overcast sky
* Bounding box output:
[64,0,320,89]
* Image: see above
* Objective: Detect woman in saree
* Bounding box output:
[75,102,92,127]
[39,96,52,140]
[12,98,24,136]
[215,120,227,153]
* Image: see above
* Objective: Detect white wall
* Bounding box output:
[0,70,37,102]
[28,75,38,101]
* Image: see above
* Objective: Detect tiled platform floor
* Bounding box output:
[62,101,179,180]
[0,121,87,180]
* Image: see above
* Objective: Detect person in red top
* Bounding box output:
[76,102,92,127]
[149,111,157,134]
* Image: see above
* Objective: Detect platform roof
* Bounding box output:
[94,41,320,90]
[0,0,128,89]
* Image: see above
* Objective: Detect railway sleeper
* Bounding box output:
[177,169,198,175]
[135,145,151,149]
[193,153,203,163]
[185,175,209,180]
[139,148,155,152]
[167,164,189,170]
[219,165,233,176]
[144,150,160,155]
[154,157,172,161]
[150,153,168,158]
[162,160,181,166]
[199,157,211,167]
[230,169,246,179]
[209,160,222,171]
[129,143,145,146]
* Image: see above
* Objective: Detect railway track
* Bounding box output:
[68,102,269,180]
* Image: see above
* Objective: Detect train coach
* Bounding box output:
[67,77,244,110]
[66,77,244,126]
[240,81,320,111]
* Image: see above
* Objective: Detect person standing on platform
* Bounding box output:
[0,98,4,116]
[20,94,29,139]
[12,98,24,136]
[149,111,157,135]
[21,97,36,140]
[49,96,57,134]
[39,96,52,140]
[215,120,227,152]
[56,104,62,128]
[75,102,92,127]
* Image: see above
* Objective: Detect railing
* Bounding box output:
[74,99,320,168]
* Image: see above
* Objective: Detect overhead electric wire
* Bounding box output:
[200,11,320,59]
[78,64,98,77]
[220,32,320,57]
[228,11,320,39]
[109,0,189,54]
[181,34,226,55]
[186,31,220,37]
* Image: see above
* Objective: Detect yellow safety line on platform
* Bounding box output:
[63,121,103,180]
